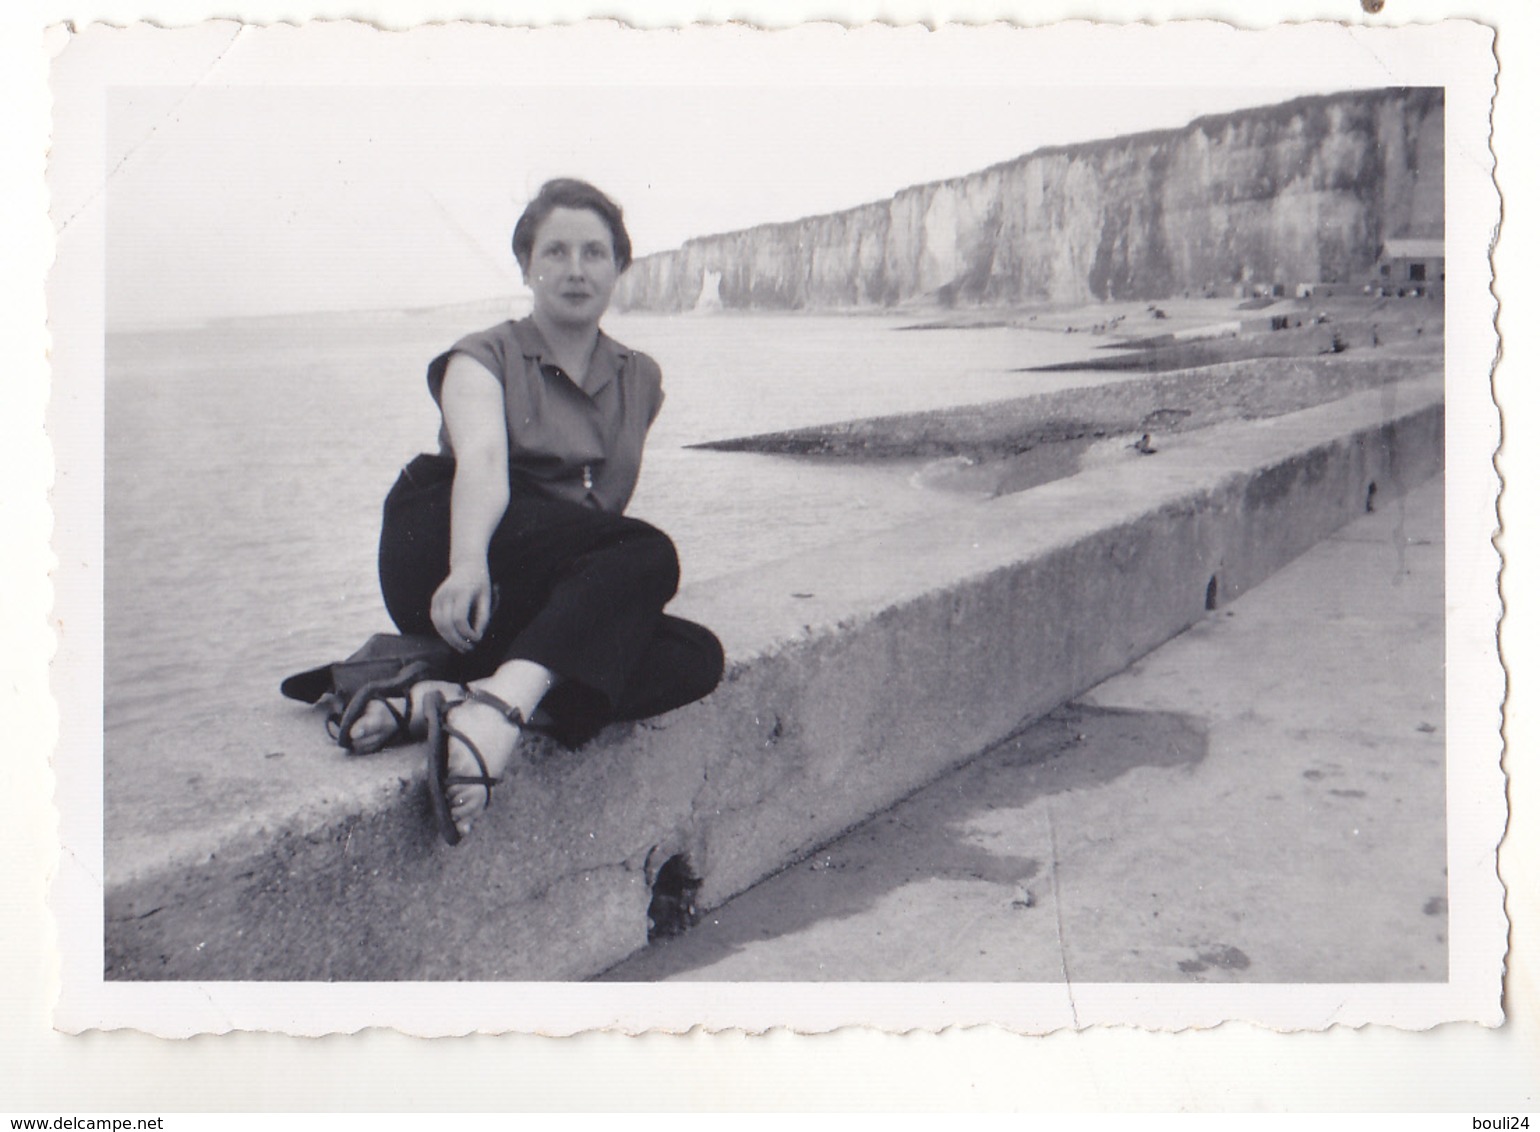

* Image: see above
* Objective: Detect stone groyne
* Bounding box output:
[692,354,1422,460]
[615,88,1444,313]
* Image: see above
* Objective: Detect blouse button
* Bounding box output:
[582,465,593,490]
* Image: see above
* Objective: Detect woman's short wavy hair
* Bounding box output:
[512,179,633,277]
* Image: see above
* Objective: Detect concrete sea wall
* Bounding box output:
[105,373,1443,981]
[615,89,1444,312]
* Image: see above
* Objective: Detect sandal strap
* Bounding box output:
[327,696,407,747]
[464,686,527,727]
[444,775,499,788]
[433,691,521,812]
[443,725,503,803]
[329,659,433,751]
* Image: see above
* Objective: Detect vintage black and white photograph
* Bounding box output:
[46,17,1503,1035]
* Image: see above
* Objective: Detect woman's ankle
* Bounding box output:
[471,659,556,723]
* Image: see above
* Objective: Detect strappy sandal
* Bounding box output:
[325,660,463,754]
[425,687,524,846]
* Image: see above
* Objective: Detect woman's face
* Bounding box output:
[528,206,620,329]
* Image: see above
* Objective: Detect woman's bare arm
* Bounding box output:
[432,353,511,651]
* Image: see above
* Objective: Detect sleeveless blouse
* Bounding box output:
[426,318,664,514]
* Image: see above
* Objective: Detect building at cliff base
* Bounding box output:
[1373,237,1445,297]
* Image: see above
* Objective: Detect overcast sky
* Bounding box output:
[93,26,1397,328]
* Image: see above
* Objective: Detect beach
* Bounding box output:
[103,295,1443,775]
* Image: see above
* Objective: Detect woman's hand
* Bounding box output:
[431,565,494,653]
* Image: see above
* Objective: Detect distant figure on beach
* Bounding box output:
[336,179,723,844]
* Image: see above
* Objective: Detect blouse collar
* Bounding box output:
[510,317,630,396]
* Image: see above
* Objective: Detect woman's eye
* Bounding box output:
[584,246,611,261]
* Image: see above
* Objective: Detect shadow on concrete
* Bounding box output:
[599,702,1207,981]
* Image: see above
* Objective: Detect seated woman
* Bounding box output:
[340,178,724,844]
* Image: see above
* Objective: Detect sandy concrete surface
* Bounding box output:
[603,475,1446,983]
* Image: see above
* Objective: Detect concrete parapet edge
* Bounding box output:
[106,379,1444,981]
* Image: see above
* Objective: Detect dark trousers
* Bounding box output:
[377,454,724,747]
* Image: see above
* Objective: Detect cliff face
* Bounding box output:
[615,88,1444,312]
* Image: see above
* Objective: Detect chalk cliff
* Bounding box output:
[614,88,1444,312]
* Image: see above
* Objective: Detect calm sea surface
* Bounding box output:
[104,310,1130,749]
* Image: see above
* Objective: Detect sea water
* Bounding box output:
[104,309,1128,751]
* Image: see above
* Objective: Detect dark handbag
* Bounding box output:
[280,632,456,704]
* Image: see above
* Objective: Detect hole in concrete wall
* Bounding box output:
[1205,574,1219,611]
[1366,480,1378,512]
[647,855,702,943]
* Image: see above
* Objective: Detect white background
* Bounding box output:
[5,0,1537,1114]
